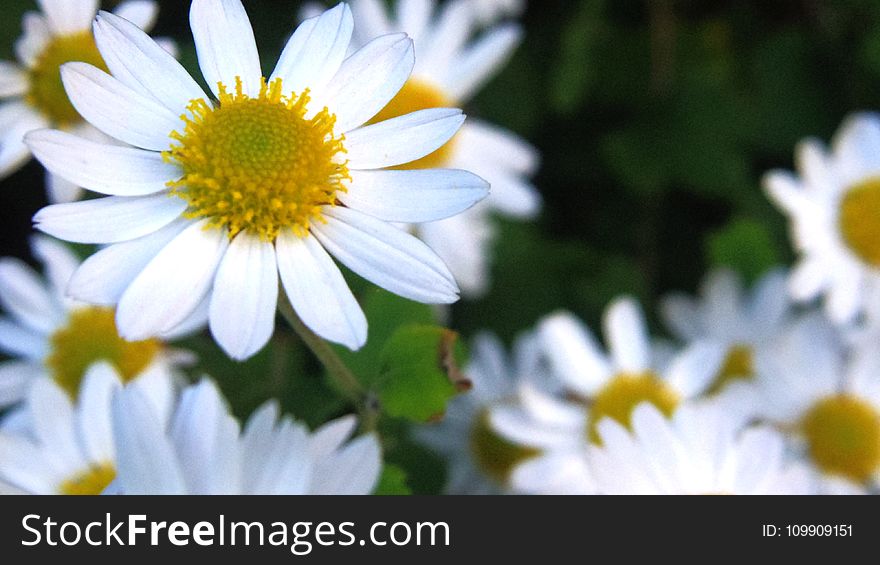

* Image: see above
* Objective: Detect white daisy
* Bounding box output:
[752,312,880,492]
[590,402,817,495]
[660,268,793,395]
[416,331,547,494]
[764,112,880,325]
[111,378,381,495]
[0,0,172,203]
[0,362,172,494]
[490,297,727,493]
[0,234,188,409]
[27,1,488,360]
[347,0,540,296]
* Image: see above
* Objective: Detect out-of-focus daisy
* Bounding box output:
[590,403,816,495]
[346,0,540,296]
[752,313,880,492]
[0,362,172,494]
[660,268,793,395]
[28,1,487,360]
[0,0,172,203]
[764,113,880,325]
[469,0,525,26]
[0,235,187,409]
[417,332,547,494]
[111,378,381,494]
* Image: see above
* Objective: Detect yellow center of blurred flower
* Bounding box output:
[165,77,349,241]
[588,372,680,444]
[707,344,755,394]
[801,394,880,483]
[469,410,540,485]
[26,31,108,127]
[368,79,456,170]
[839,177,880,267]
[59,463,116,495]
[45,307,160,399]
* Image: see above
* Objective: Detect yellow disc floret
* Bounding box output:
[59,463,116,495]
[45,307,160,400]
[27,31,108,127]
[839,177,880,267]
[587,372,680,444]
[802,394,880,483]
[469,410,540,485]
[368,79,456,170]
[165,77,349,241]
[707,344,755,394]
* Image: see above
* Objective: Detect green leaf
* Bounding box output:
[373,464,412,495]
[705,217,783,283]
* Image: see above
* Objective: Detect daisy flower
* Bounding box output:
[660,268,793,395]
[347,0,540,296]
[0,235,187,409]
[490,297,726,493]
[764,112,880,325]
[0,0,172,203]
[111,378,381,495]
[590,402,817,495]
[0,362,172,495]
[27,1,488,360]
[751,312,880,492]
[416,332,546,494]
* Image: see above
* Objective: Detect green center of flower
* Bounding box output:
[707,344,755,394]
[839,177,880,267]
[469,410,540,485]
[801,394,880,483]
[165,77,349,241]
[45,307,160,399]
[26,31,108,127]
[368,79,456,170]
[59,463,116,495]
[587,372,680,444]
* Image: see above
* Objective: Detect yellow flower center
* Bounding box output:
[707,344,755,394]
[469,410,540,485]
[839,177,880,267]
[59,463,116,495]
[588,372,680,444]
[368,79,456,170]
[45,307,160,400]
[801,394,880,483]
[165,77,349,241]
[26,31,109,127]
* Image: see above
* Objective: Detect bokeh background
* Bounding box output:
[2,0,880,491]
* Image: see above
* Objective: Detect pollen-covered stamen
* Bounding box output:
[27,31,108,127]
[59,463,116,495]
[368,79,456,170]
[801,394,880,483]
[587,372,680,444]
[707,344,755,394]
[839,177,880,267]
[45,307,160,400]
[165,77,350,241]
[469,410,540,485]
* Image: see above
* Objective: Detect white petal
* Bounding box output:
[344,108,464,169]
[34,193,187,244]
[276,232,366,350]
[15,12,51,67]
[444,24,521,102]
[112,1,158,30]
[659,294,700,341]
[37,0,98,34]
[0,106,46,178]
[341,168,488,222]
[0,62,28,98]
[68,219,190,305]
[418,0,472,73]
[61,62,182,151]
[30,379,86,473]
[46,172,82,204]
[604,297,651,372]
[477,165,541,218]
[30,233,80,304]
[417,210,492,297]
[317,33,414,133]
[396,0,432,41]
[455,119,539,174]
[0,258,60,334]
[117,219,229,340]
[208,234,278,360]
[0,319,46,360]
[270,4,353,96]
[510,452,595,495]
[310,434,382,495]
[94,11,208,114]
[190,0,262,98]
[312,206,459,303]
[76,363,121,464]
[350,0,391,45]
[0,361,42,408]
[537,312,609,394]
[27,129,179,196]
[665,341,728,398]
[308,415,357,460]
